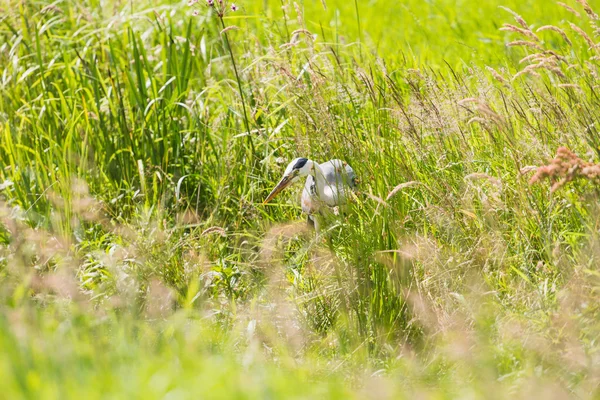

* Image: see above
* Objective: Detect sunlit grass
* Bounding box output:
[0,0,599,397]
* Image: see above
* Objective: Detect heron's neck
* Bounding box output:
[309,161,330,198]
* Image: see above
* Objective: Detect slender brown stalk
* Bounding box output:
[218,16,255,154]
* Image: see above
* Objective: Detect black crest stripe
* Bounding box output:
[293,158,308,169]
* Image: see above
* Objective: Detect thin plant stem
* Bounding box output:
[354,0,362,60]
[218,16,255,154]
[280,0,290,43]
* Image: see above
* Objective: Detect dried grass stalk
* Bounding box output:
[569,23,597,48]
[507,40,545,51]
[557,2,581,18]
[537,25,572,45]
[386,181,420,201]
[499,6,529,30]
[576,0,599,20]
[500,24,540,41]
[486,66,508,84]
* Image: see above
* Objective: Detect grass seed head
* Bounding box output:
[537,25,573,45]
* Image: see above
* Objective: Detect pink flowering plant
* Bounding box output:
[530,147,600,192]
[188,0,238,19]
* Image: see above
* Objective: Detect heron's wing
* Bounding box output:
[320,160,342,185]
[344,163,357,189]
[321,159,357,188]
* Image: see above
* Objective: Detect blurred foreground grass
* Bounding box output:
[1,0,600,398]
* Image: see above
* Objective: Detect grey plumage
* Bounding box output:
[301,159,356,229]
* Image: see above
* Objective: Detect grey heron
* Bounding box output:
[263,158,357,230]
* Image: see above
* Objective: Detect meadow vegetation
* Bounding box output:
[1,0,600,397]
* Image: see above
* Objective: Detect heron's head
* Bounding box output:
[263,158,312,204]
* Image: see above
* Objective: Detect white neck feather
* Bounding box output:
[309,161,331,200]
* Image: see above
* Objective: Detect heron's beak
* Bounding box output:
[264,175,293,204]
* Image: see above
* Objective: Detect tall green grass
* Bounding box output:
[0,0,600,397]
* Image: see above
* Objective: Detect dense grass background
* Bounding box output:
[1,0,600,397]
